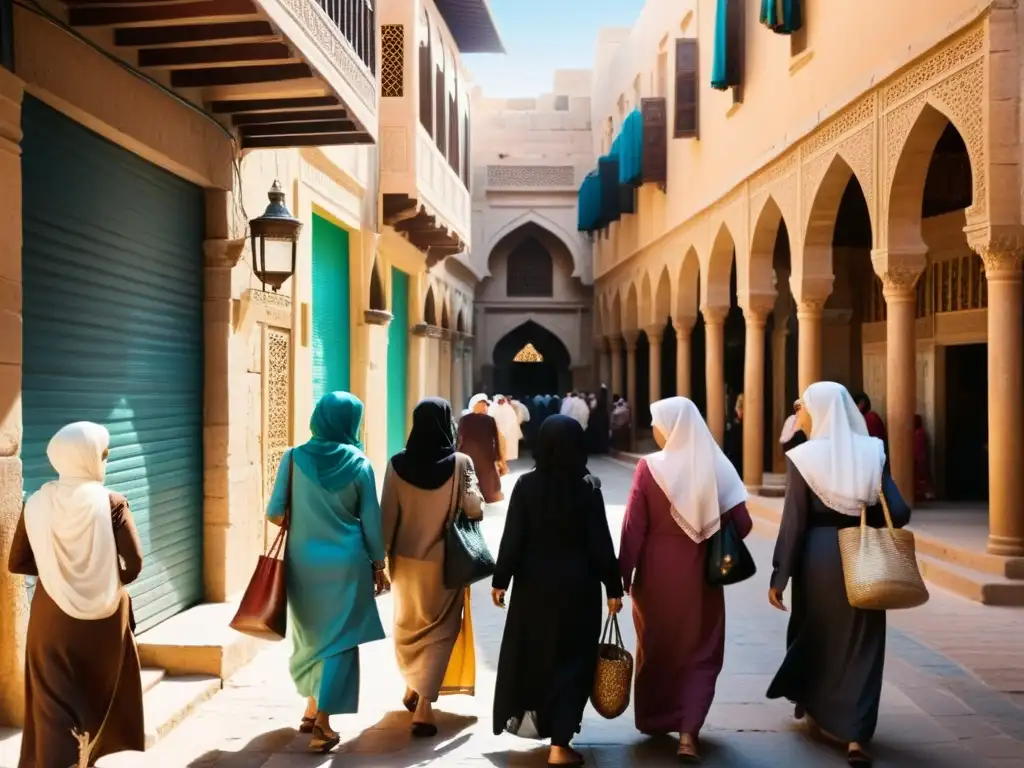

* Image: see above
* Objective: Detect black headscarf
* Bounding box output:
[390,397,457,490]
[532,415,595,531]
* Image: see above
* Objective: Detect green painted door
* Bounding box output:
[387,268,410,458]
[311,215,351,401]
[21,97,205,631]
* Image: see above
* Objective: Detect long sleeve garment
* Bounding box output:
[267,448,386,715]
[618,458,752,736]
[492,472,622,746]
[767,460,910,744]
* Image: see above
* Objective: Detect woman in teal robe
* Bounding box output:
[266,391,390,752]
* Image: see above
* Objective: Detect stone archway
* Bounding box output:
[492,320,572,398]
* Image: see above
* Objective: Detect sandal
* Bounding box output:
[793,704,806,720]
[309,723,340,753]
[403,691,420,713]
[847,747,872,767]
[411,721,438,738]
[677,734,701,764]
[299,715,315,734]
[547,750,584,767]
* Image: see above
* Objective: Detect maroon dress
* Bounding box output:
[619,458,752,737]
[457,412,503,503]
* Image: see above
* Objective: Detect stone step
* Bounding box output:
[141,667,165,694]
[143,674,221,749]
[910,526,1024,580]
[915,552,1024,606]
[137,601,265,680]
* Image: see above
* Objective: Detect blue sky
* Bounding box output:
[463,0,645,97]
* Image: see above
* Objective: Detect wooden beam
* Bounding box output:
[382,195,419,226]
[394,211,435,232]
[239,119,356,137]
[138,42,291,68]
[241,132,373,149]
[115,21,276,47]
[208,95,338,113]
[170,63,310,88]
[70,0,256,27]
[231,108,348,125]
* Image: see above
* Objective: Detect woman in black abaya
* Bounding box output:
[491,415,623,767]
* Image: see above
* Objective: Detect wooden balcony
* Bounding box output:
[63,0,379,148]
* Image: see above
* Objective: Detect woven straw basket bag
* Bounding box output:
[837,482,930,611]
[591,613,633,719]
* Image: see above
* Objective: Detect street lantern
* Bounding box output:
[249,180,302,292]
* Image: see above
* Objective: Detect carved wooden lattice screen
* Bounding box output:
[262,326,292,548]
[381,25,404,97]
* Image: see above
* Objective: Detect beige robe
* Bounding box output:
[382,454,484,701]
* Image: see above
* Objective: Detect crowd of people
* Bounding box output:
[11,379,913,768]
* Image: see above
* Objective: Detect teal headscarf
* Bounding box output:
[293,392,369,491]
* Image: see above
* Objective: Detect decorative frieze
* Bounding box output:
[882,25,984,109]
[485,165,576,189]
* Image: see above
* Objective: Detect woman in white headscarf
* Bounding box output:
[766,382,911,768]
[618,397,751,762]
[489,395,523,462]
[8,422,145,768]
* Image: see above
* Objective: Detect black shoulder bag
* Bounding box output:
[443,457,496,589]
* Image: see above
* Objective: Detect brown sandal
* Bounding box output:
[403,691,419,713]
[299,715,315,734]
[677,734,701,763]
[309,724,340,753]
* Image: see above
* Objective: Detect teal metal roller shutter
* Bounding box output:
[387,268,410,458]
[21,97,205,632]
[311,214,351,401]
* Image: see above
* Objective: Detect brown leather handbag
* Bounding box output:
[230,458,292,640]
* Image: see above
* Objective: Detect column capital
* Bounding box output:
[623,329,640,349]
[741,294,775,327]
[642,324,664,343]
[673,316,696,339]
[203,237,246,269]
[701,305,728,326]
[871,247,926,299]
[796,298,826,318]
[789,274,833,307]
[972,240,1024,282]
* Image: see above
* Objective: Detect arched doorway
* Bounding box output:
[492,320,572,398]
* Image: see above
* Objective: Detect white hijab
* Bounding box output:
[647,397,748,543]
[23,422,122,620]
[464,393,490,415]
[787,382,886,516]
[489,396,522,438]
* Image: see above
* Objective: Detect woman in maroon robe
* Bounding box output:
[619,397,752,762]
[457,394,504,503]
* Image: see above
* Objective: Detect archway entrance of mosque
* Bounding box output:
[492,320,572,399]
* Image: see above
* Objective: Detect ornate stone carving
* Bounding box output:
[796,298,827,317]
[975,241,1024,280]
[238,288,293,334]
[883,94,927,200]
[742,293,776,324]
[701,306,728,325]
[278,0,376,110]
[841,125,875,212]
[930,59,986,218]
[749,152,798,196]
[883,25,984,109]
[879,265,925,297]
[804,95,875,158]
[263,327,291,503]
[380,25,404,98]
[364,309,393,326]
[486,165,576,189]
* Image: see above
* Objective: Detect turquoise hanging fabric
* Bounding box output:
[598,155,622,225]
[711,0,735,91]
[617,109,643,187]
[577,171,601,233]
[760,0,802,34]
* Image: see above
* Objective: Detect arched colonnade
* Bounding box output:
[594,21,1024,557]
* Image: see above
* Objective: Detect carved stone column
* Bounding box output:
[609,335,624,396]
[976,240,1024,556]
[624,330,639,448]
[644,325,663,405]
[703,307,728,445]
[796,299,824,395]
[0,67,26,728]
[450,334,465,413]
[874,250,925,504]
[439,331,452,403]
[594,337,610,389]
[363,308,393,474]
[742,300,773,488]
[673,319,694,399]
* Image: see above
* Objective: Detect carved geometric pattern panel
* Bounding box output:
[263,327,291,504]
[381,25,404,98]
[486,165,575,188]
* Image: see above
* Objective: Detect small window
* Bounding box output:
[507,238,554,298]
[554,94,569,111]
[417,10,432,135]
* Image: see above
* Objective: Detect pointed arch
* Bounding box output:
[623,283,640,332]
[640,271,653,328]
[653,266,671,326]
[456,308,466,333]
[484,210,588,278]
[888,102,975,254]
[369,257,386,311]
[609,292,623,335]
[675,246,700,322]
[802,154,862,283]
[704,223,736,308]
[748,196,789,300]
[440,296,450,329]
[424,285,437,325]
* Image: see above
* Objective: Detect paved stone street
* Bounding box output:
[134,457,1024,767]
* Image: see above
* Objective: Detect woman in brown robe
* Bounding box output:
[8,421,144,768]
[383,398,485,737]
[457,394,504,503]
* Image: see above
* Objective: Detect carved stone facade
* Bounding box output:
[485,165,576,189]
